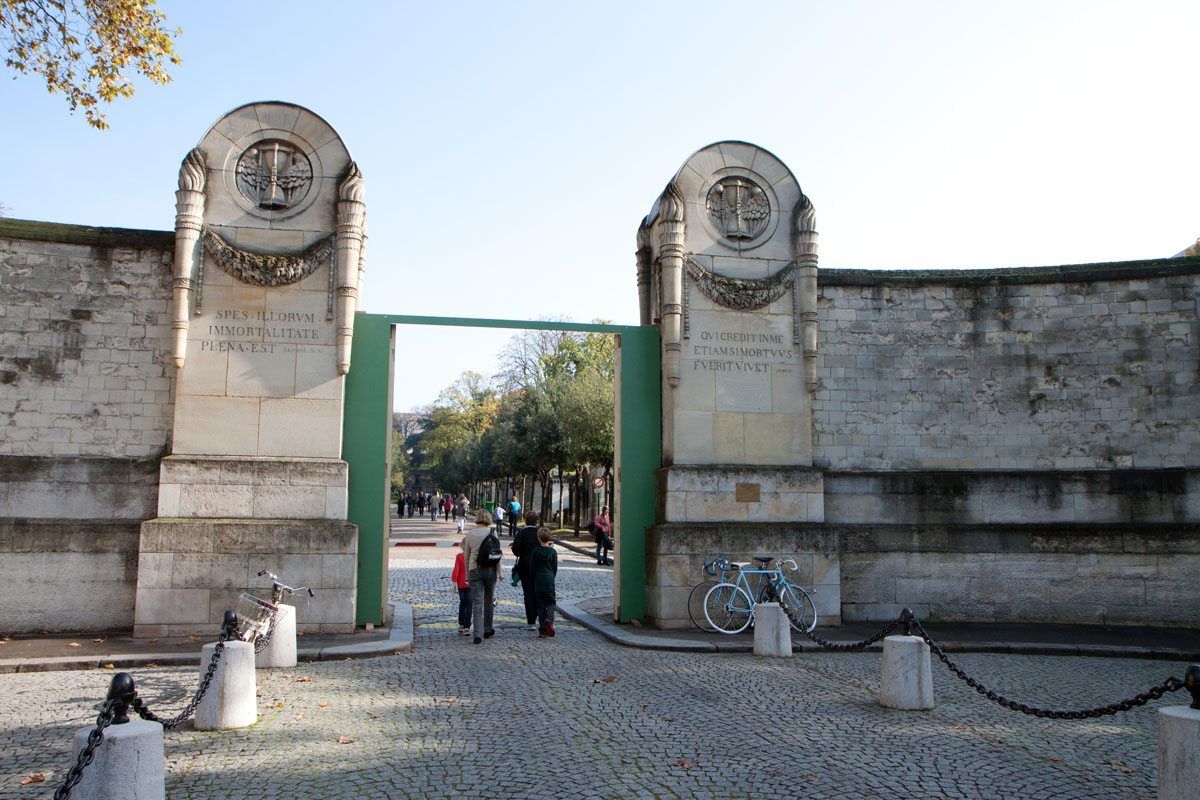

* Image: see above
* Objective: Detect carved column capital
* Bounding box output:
[171,148,208,369]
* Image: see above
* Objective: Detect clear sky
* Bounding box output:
[2,1,1198,411]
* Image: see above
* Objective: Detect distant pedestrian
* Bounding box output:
[531,527,558,638]
[507,495,521,536]
[592,505,613,565]
[454,494,469,533]
[461,510,501,643]
[493,503,505,532]
[443,495,451,521]
[450,548,472,636]
[510,510,541,631]
[431,493,440,521]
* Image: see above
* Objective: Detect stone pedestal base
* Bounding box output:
[1158,706,1200,800]
[194,641,256,730]
[255,604,297,669]
[878,635,935,710]
[69,718,164,800]
[646,522,840,629]
[752,603,792,657]
[133,518,357,637]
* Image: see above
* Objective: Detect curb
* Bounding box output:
[0,601,415,674]
[392,541,459,547]
[551,538,611,564]
[558,603,1200,661]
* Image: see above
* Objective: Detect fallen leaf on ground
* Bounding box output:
[102,663,115,670]
[294,714,305,721]
[274,701,285,709]
[674,759,695,769]
[1105,759,1134,774]
[144,662,157,668]
[1048,757,1064,763]
[767,769,783,777]
[337,736,354,744]
[294,676,313,683]
[67,642,81,648]
[186,635,201,642]
[91,638,105,644]
[805,776,821,783]
[318,702,330,708]
[145,638,158,644]
[19,773,46,785]
[662,715,677,722]
[281,674,294,679]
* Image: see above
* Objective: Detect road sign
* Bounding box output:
[592,476,605,489]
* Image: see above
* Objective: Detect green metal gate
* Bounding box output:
[341,313,661,626]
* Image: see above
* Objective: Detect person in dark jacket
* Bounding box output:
[509,510,542,630]
[531,527,558,638]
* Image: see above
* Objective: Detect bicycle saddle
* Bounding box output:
[754,555,774,565]
[730,561,751,569]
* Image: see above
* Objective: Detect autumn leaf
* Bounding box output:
[102,663,115,670]
[294,714,305,721]
[145,638,158,644]
[1105,759,1134,774]
[674,759,695,769]
[144,662,157,668]
[318,702,330,708]
[186,635,201,642]
[337,736,354,744]
[589,674,618,685]
[281,674,294,679]
[294,676,313,683]
[19,773,46,784]
[805,776,821,783]
[67,642,81,648]
[274,701,285,709]
[91,638,105,643]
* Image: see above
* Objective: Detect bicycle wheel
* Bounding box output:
[703,583,753,634]
[778,583,817,633]
[688,580,718,630]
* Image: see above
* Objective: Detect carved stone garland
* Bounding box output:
[202,227,334,287]
[683,258,801,345]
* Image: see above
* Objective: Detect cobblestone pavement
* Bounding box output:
[0,547,1186,799]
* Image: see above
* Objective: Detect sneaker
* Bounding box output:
[458,627,470,636]
[473,637,482,644]
[537,632,548,639]
[547,625,556,637]
[484,629,496,639]
[526,623,538,631]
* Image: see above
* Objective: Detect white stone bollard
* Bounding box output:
[878,635,935,710]
[255,604,297,669]
[752,603,792,658]
[69,718,165,800]
[1158,705,1200,800]
[194,640,257,730]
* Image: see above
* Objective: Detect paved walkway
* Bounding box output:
[0,521,1193,798]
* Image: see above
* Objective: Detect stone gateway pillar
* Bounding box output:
[639,142,837,628]
[134,103,362,636]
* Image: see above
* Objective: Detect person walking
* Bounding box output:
[510,510,541,631]
[450,548,471,636]
[531,527,558,638]
[431,493,440,522]
[592,505,613,565]
[454,494,469,533]
[442,494,451,522]
[507,495,521,536]
[493,502,505,533]
[461,510,501,643]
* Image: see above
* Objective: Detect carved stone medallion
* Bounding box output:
[235,140,313,211]
[706,176,770,242]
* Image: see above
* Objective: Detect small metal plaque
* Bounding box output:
[735,483,761,503]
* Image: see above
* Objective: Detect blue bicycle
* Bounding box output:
[702,556,817,634]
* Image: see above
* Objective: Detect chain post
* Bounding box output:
[900,607,914,637]
[106,673,136,725]
[1186,664,1200,710]
[223,610,239,638]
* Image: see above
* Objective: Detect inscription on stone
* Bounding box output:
[691,329,795,374]
[198,308,331,354]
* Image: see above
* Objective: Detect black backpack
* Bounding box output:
[477,532,502,569]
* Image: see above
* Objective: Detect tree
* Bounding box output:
[1,0,180,129]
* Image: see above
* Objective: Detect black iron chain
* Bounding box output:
[53,700,117,800]
[799,618,902,651]
[133,625,230,730]
[912,619,1186,719]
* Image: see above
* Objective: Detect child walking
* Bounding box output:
[451,548,472,635]
[531,527,558,638]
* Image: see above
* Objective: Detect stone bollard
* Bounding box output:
[752,603,792,658]
[69,674,165,800]
[878,635,935,710]
[194,639,257,730]
[1158,665,1200,800]
[255,604,297,669]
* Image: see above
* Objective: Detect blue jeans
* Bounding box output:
[457,587,472,629]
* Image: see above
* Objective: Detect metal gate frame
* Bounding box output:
[341,313,661,626]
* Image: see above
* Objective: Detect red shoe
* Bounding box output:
[537,631,548,639]
[547,624,556,637]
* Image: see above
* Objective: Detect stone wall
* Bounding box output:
[814,257,1200,471]
[0,221,174,632]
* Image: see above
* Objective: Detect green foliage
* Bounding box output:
[1,0,180,129]
[411,327,615,490]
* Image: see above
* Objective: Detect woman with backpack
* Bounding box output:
[460,509,502,643]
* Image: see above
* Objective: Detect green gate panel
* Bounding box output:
[341,314,393,626]
[342,313,661,627]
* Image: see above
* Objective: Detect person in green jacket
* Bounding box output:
[532,527,558,638]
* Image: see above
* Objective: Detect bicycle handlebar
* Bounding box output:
[256,570,316,598]
[780,558,799,570]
